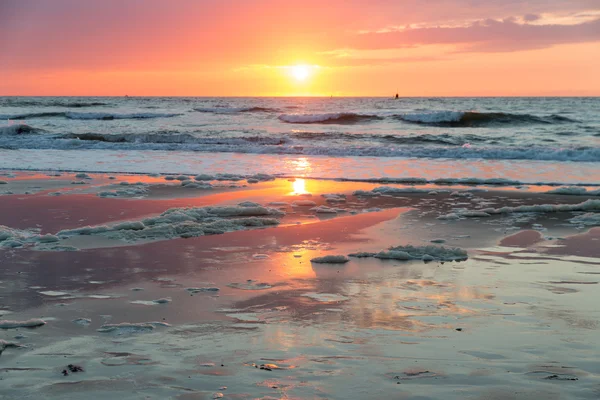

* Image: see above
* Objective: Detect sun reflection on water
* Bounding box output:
[287,157,312,176]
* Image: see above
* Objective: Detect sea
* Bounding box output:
[1,96,599,184]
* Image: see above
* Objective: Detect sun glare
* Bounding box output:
[291,65,310,81]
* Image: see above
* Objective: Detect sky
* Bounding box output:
[1,0,599,96]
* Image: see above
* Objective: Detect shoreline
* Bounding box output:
[2,149,599,185]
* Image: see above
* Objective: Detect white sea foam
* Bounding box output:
[0,225,39,248]
[546,187,600,196]
[372,186,434,194]
[97,321,170,334]
[353,186,448,197]
[55,205,285,244]
[310,206,338,214]
[130,298,172,306]
[72,318,92,326]
[570,213,600,226]
[0,339,22,353]
[311,255,350,264]
[349,245,468,261]
[292,200,317,207]
[98,185,148,198]
[0,318,46,329]
[438,199,600,220]
[2,204,284,250]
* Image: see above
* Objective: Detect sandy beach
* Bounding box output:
[1,171,599,399]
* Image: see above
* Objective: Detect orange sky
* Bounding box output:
[1,0,599,96]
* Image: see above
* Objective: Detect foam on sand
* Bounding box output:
[545,186,600,196]
[72,318,92,326]
[97,321,170,334]
[130,298,172,306]
[353,186,445,197]
[39,290,69,296]
[311,255,350,264]
[310,206,339,214]
[98,185,149,198]
[437,199,600,220]
[56,204,285,244]
[349,245,468,262]
[0,318,47,329]
[293,200,317,206]
[0,339,23,354]
[0,225,41,248]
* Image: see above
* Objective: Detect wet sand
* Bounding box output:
[1,171,600,399]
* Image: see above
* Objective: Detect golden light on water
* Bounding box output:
[292,178,307,194]
[286,157,312,175]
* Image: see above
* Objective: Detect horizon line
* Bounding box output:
[2,95,600,98]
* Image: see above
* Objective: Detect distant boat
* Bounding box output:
[395,93,399,99]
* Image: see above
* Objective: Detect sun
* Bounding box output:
[291,65,310,81]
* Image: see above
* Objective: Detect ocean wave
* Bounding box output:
[278,112,382,124]
[3,112,67,120]
[0,124,41,135]
[64,112,182,120]
[0,99,108,108]
[64,131,498,147]
[60,132,289,145]
[2,111,181,120]
[194,107,279,113]
[2,133,599,162]
[290,131,498,146]
[394,111,577,127]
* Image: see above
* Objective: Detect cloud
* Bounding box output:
[523,13,541,22]
[350,13,600,53]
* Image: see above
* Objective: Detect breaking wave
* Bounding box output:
[2,131,599,162]
[0,99,109,108]
[394,111,577,127]
[194,107,279,113]
[278,112,382,124]
[2,112,182,120]
[4,112,67,120]
[64,112,182,120]
[0,124,41,135]
[60,132,289,146]
[289,131,500,146]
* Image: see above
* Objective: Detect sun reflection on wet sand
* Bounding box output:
[292,178,307,194]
